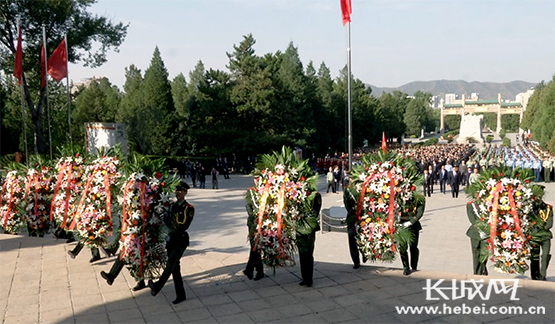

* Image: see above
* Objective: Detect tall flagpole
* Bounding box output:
[347,21,352,170]
[43,26,52,159]
[64,33,72,146]
[16,17,29,163]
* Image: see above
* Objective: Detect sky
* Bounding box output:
[69,0,555,90]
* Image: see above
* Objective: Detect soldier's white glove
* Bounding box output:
[403,221,411,227]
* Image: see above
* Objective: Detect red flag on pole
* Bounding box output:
[13,27,23,85]
[41,44,46,88]
[47,38,67,81]
[381,132,387,153]
[341,0,352,25]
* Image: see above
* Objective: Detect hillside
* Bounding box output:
[368,80,537,101]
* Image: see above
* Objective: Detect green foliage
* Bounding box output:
[0,0,127,154]
[521,76,555,154]
[500,114,520,132]
[475,112,497,131]
[499,128,506,139]
[502,137,511,147]
[404,95,428,136]
[466,137,477,143]
[443,115,461,131]
[486,135,494,143]
[423,137,438,146]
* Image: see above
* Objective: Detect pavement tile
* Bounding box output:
[5,301,39,317]
[304,298,342,313]
[145,312,182,323]
[215,312,255,323]
[206,302,242,317]
[105,298,139,312]
[3,313,39,324]
[235,298,271,312]
[276,303,313,318]
[39,297,73,311]
[226,289,261,303]
[176,307,213,323]
[219,281,250,293]
[256,286,288,297]
[289,313,326,323]
[106,307,144,322]
[74,312,109,324]
[318,285,352,298]
[291,289,327,303]
[170,298,204,311]
[317,308,359,323]
[200,294,234,307]
[264,294,299,307]
[186,317,218,324]
[39,308,74,324]
[246,308,284,323]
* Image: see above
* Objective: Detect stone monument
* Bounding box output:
[457,114,484,144]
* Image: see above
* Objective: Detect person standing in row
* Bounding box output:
[211,167,219,189]
[148,181,194,304]
[296,192,322,287]
[439,165,448,194]
[459,160,468,187]
[326,167,335,193]
[399,199,425,275]
[448,166,462,198]
[423,169,432,197]
[466,201,488,275]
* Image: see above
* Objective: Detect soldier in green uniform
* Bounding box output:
[296,192,322,287]
[466,201,488,275]
[398,199,425,275]
[530,201,552,280]
[344,185,365,269]
[543,156,553,183]
[243,189,265,281]
[149,181,194,304]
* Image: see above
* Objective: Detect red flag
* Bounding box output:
[47,38,67,81]
[381,132,387,153]
[341,0,352,25]
[41,44,46,88]
[13,27,23,85]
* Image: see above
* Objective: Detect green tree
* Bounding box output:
[171,73,188,118]
[0,0,128,154]
[72,77,121,147]
[404,95,428,136]
[118,65,149,153]
[521,77,555,153]
[377,90,408,141]
[142,46,175,155]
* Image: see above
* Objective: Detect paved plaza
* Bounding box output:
[1,174,554,323]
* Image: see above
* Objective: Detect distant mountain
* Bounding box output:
[368,80,537,101]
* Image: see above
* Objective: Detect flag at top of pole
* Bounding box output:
[381,132,387,153]
[13,25,23,85]
[47,38,68,81]
[341,0,352,25]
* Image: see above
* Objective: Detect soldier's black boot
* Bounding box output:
[132,280,146,291]
[68,241,84,259]
[400,253,411,275]
[100,271,115,285]
[90,247,101,263]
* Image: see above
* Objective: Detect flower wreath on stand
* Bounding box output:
[247,147,318,269]
[118,170,174,281]
[50,154,87,232]
[69,156,121,248]
[347,151,421,262]
[0,169,25,234]
[22,165,53,236]
[465,166,543,274]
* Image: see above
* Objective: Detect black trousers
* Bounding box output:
[297,233,315,284]
[471,238,488,275]
[451,184,459,198]
[440,180,446,193]
[156,233,189,300]
[399,229,419,271]
[327,182,335,193]
[348,226,363,266]
[70,241,100,258]
[245,249,263,275]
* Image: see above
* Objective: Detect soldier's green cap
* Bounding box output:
[176,181,190,191]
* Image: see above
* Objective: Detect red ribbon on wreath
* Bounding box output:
[61,166,74,229]
[275,183,286,257]
[252,182,271,251]
[119,178,135,260]
[50,163,67,221]
[356,174,374,221]
[104,172,112,228]
[0,179,7,206]
[69,169,96,231]
[387,170,396,250]
[23,175,32,201]
[3,181,16,228]
[489,182,503,253]
[33,173,40,216]
[139,181,147,277]
[507,186,525,241]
